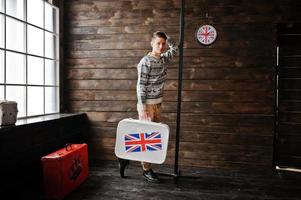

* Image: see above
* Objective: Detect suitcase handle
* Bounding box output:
[65,143,73,151]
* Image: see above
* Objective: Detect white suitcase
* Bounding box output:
[115,118,169,164]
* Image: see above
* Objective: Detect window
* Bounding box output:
[0,0,59,118]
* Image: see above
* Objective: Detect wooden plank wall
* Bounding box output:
[64,0,301,170]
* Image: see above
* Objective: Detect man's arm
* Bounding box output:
[136,58,151,120]
[161,37,178,63]
[136,58,150,106]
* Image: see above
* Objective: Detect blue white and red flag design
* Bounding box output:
[124,132,162,153]
[197,25,217,45]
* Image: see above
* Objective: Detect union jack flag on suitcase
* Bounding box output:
[125,132,162,153]
[115,118,169,164]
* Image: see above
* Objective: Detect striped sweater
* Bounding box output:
[136,38,178,105]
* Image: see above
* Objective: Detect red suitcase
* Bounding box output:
[41,143,89,200]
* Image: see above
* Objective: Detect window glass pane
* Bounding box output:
[0,0,4,13]
[28,56,43,85]
[27,0,43,27]
[6,17,25,52]
[0,50,3,83]
[0,85,3,99]
[0,14,4,48]
[27,25,43,57]
[45,86,58,113]
[27,86,43,116]
[45,3,58,33]
[6,86,26,117]
[45,59,58,85]
[6,0,25,20]
[6,51,26,84]
[45,32,57,59]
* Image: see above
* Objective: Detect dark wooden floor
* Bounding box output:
[5,161,301,200]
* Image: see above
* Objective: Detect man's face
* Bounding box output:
[151,37,166,55]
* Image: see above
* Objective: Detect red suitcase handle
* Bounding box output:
[65,143,73,151]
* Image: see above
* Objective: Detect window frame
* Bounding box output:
[0,0,60,119]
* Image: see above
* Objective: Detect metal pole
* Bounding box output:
[174,0,185,176]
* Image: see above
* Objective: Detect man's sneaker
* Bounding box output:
[143,169,160,182]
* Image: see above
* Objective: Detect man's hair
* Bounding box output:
[152,31,167,40]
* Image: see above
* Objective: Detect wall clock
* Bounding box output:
[196,25,217,45]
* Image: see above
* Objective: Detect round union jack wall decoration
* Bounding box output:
[196,25,217,45]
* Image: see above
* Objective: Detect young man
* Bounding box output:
[118,31,177,181]
[136,31,178,181]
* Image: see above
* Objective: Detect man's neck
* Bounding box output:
[149,52,160,58]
